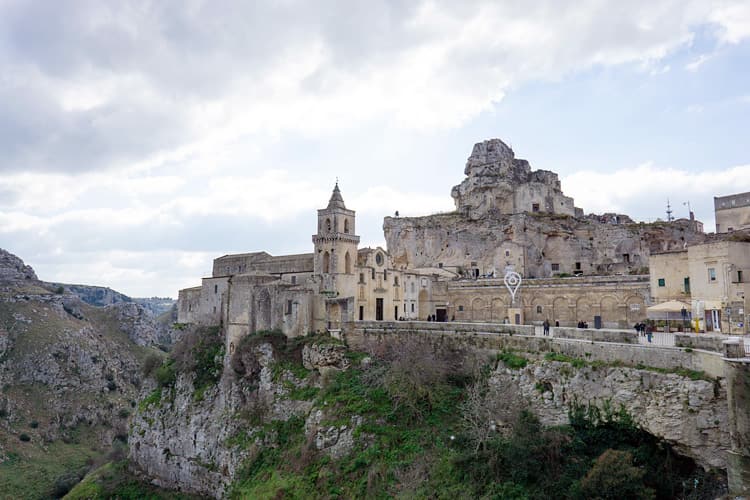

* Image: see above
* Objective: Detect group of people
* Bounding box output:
[576,320,589,329]
[634,321,654,342]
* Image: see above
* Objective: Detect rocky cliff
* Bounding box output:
[494,358,728,470]
[0,248,164,498]
[384,139,706,278]
[129,333,351,498]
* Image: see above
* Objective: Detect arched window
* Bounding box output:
[326,218,331,232]
[345,252,351,274]
[344,219,349,233]
[394,276,399,286]
[323,251,330,273]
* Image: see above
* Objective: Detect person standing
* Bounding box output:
[543,319,550,336]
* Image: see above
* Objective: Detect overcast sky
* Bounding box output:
[1,0,749,298]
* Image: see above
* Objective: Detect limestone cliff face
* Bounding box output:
[0,249,160,452]
[494,360,728,469]
[129,341,352,498]
[385,139,707,278]
[385,211,704,278]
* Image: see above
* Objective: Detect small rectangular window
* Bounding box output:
[532,203,540,212]
[214,284,218,293]
[286,300,292,314]
[575,262,581,270]
[359,273,365,283]
[658,278,665,287]
[708,268,717,282]
[291,276,297,285]
[458,305,464,312]
[684,277,690,293]
[411,303,415,312]
[738,271,744,283]
[551,263,560,271]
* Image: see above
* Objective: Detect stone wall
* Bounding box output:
[446,274,650,328]
[344,321,725,378]
[675,333,727,352]
[553,327,638,343]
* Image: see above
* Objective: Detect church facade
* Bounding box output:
[177,184,437,353]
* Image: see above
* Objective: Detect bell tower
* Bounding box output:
[312,183,360,295]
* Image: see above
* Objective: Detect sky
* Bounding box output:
[1,0,749,298]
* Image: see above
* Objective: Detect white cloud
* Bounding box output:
[685,53,713,71]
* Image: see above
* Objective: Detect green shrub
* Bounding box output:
[29,420,39,428]
[155,360,176,388]
[141,352,163,377]
[19,433,30,442]
[497,351,528,369]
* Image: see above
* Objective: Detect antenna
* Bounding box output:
[666,199,674,222]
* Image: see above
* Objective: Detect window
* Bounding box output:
[411,303,415,312]
[372,268,375,279]
[532,203,540,212]
[657,278,665,287]
[213,306,216,313]
[383,270,387,281]
[359,306,364,321]
[326,218,331,231]
[286,300,292,315]
[738,271,744,283]
[708,268,717,282]
[323,251,330,274]
[536,305,542,314]
[359,273,365,283]
[458,305,464,311]
[622,254,630,263]
[345,252,351,274]
[505,250,510,257]
[291,276,296,285]
[575,262,581,270]
[188,304,192,312]
[344,219,349,233]
[375,252,384,266]
[551,263,560,271]
[438,262,443,268]
[394,276,399,286]
[684,277,690,294]
[214,284,218,293]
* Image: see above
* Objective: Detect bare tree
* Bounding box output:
[460,374,526,453]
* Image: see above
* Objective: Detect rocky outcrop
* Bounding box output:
[0,248,38,284]
[302,343,350,374]
[450,139,578,220]
[108,302,161,347]
[493,359,728,469]
[129,340,336,498]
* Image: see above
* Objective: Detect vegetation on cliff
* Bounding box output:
[224,340,724,499]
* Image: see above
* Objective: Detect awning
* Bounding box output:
[646,300,692,320]
[647,300,691,313]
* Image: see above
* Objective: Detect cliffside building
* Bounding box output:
[715,191,750,233]
[650,241,750,333]
[177,138,715,339]
[178,184,436,350]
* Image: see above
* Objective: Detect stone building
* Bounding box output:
[177,184,431,351]
[650,241,750,333]
[715,191,750,233]
[178,137,712,339]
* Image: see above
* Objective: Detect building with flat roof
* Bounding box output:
[715,191,750,233]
